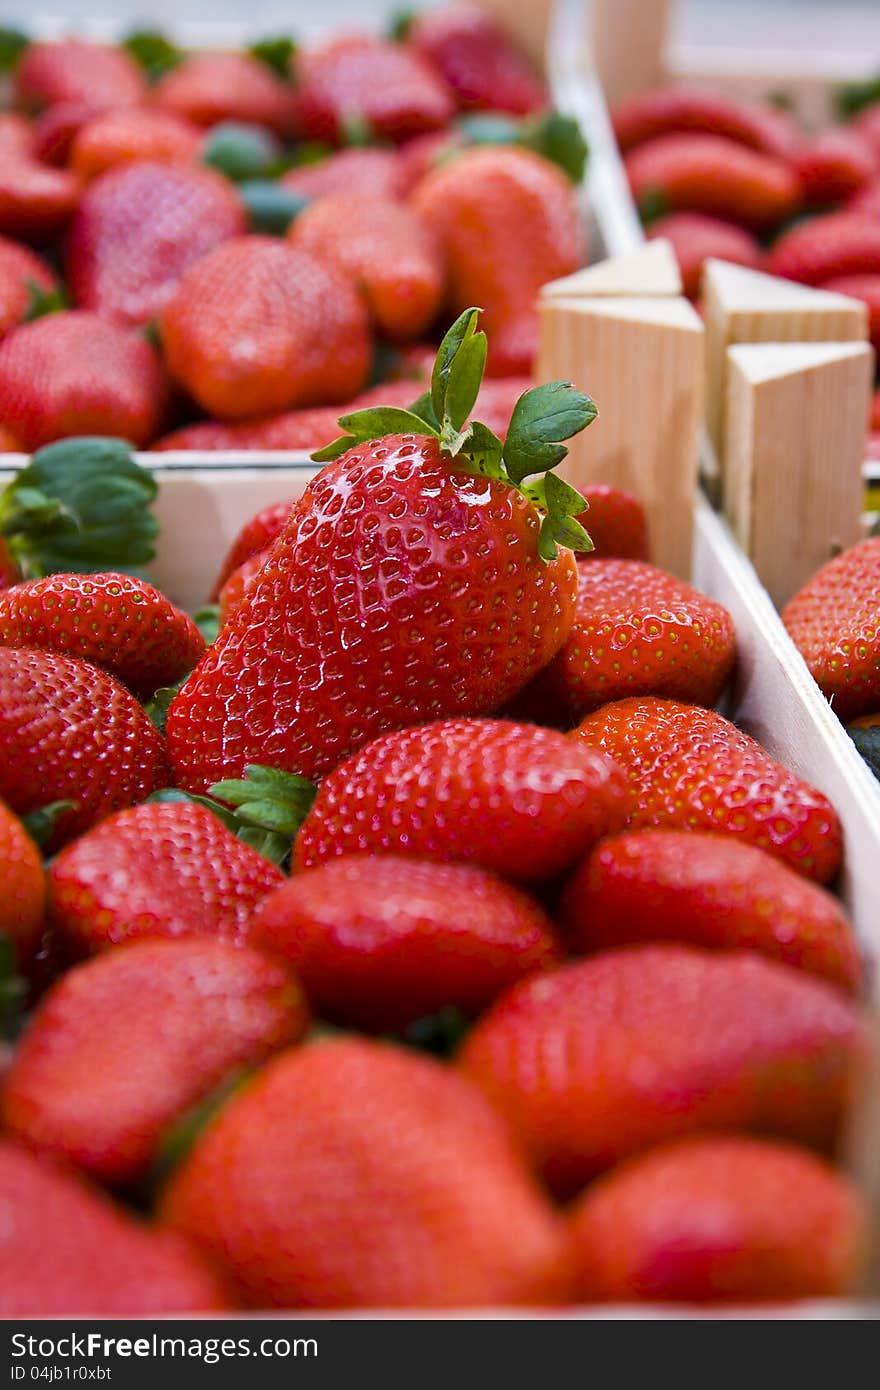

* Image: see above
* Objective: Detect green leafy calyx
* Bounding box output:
[248,35,297,79]
[122,29,183,82]
[148,764,316,868]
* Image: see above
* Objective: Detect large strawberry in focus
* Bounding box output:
[167,311,596,789]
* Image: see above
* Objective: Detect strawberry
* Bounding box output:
[560,829,859,993]
[568,1136,867,1303]
[219,552,269,623]
[574,483,649,561]
[781,537,880,722]
[822,272,880,350]
[251,853,558,1032]
[12,40,146,114]
[848,175,880,217]
[295,717,629,883]
[872,385,880,430]
[49,800,284,955]
[0,1141,228,1315]
[159,1037,572,1308]
[289,194,444,343]
[0,311,167,449]
[3,937,308,1186]
[67,161,245,329]
[0,647,170,848]
[0,572,204,698]
[167,313,596,788]
[411,146,582,373]
[159,235,371,420]
[0,113,33,159]
[30,100,103,167]
[794,127,877,207]
[404,4,547,116]
[70,106,203,181]
[152,52,294,134]
[573,696,842,882]
[280,147,409,202]
[211,499,296,601]
[457,945,864,1195]
[0,430,21,456]
[512,559,736,726]
[769,210,880,282]
[647,211,763,297]
[625,134,802,229]
[294,35,455,145]
[0,540,19,585]
[0,235,58,341]
[612,86,799,159]
[0,157,79,242]
[0,799,45,966]
[854,101,880,157]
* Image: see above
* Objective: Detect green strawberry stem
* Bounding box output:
[312,307,598,562]
[248,35,297,78]
[122,29,183,82]
[0,27,28,72]
[21,801,76,851]
[148,764,317,868]
[24,279,67,323]
[148,1066,253,1192]
[0,437,159,580]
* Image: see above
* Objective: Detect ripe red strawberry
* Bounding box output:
[280,147,409,202]
[513,559,736,726]
[0,1141,228,1316]
[0,572,204,697]
[612,86,799,159]
[31,99,103,167]
[769,210,880,282]
[211,499,296,601]
[252,854,558,1032]
[290,194,444,343]
[411,146,582,373]
[3,937,308,1185]
[568,1135,867,1303]
[0,647,170,848]
[848,174,880,217]
[0,157,80,242]
[573,483,649,561]
[573,696,842,882]
[405,4,547,116]
[159,1037,572,1308]
[153,52,294,134]
[0,113,33,159]
[0,430,21,457]
[49,800,283,955]
[396,129,461,193]
[822,272,880,350]
[160,235,371,420]
[0,235,57,341]
[872,385,880,430]
[167,314,595,789]
[218,551,269,623]
[67,161,245,329]
[12,41,146,114]
[294,35,455,145]
[295,717,629,883]
[625,134,802,229]
[70,107,203,181]
[794,127,877,207]
[647,211,763,297]
[560,829,859,992]
[457,945,864,1195]
[781,537,880,722]
[0,799,45,965]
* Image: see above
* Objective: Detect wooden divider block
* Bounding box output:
[542,238,681,299]
[589,0,674,107]
[537,295,704,579]
[473,0,557,67]
[703,260,868,486]
[724,341,873,609]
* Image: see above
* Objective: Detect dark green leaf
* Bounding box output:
[248,35,296,78]
[122,29,183,82]
[146,787,243,836]
[150,1067,252,1188]
[444,330,487,432]
[311,434,358,464]
[388,9,417,41]
[848,723,880,781]
[336,406,439,441]
[431,307,482,424]
[194,605,221,646]
[202,122,281,182]
[239,180,308,235]
[21,801,75,850]
[0,937,26,1042]
[401,1006,470,1058]
[536,471,594,560]
[464,421,505,479]
[235,826,291,866]
[144,681,184,734]
[340,111,373,148]
[638,186,668,224]
[502,381,597,485]
[24,278,67,323]
[522,110,589,183]
[407,391,441,432]
[836,75,880,118]
[0,27,28,72]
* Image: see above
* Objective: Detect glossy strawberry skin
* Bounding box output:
[0,799,45,965]
[290,194,444,343]
[251,853,559,1032]
[0,235,57,340]
[794,128,877,207]
[407,4,547,116]
[218,552,269,623]
[0,311,167,450]
[560,829,859,993]
[573,696,842,883]
[575,484,650,561]
[647,211,763,297]
[49,801,283,955]
[515,559,736,726]
[458,945,864,1196]
[769,211,880,283]
[295,717,630,883]
[0,1141,228,1316]
[822,272,880,350]
[568,1135,867,1303]
[612,86,799,159]
[159,1038,573,1309]
[294,36,455,145]
[626,134,802,229]
[168,435,579,790]
[211,500,296,601]
[3,937,308,1186]
[781,538,880,722]
[70,107,203,181]
[153,52,295,135]
[0,158,80,242]
[0,572,204,698]
[0,648,170,848]
[160,235,371,421]
[13,41,146,114]
[67,161,245,328]
[281,147,409,202]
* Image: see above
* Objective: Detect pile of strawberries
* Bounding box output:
[0,7,591,456]
[0,309,872,1314]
